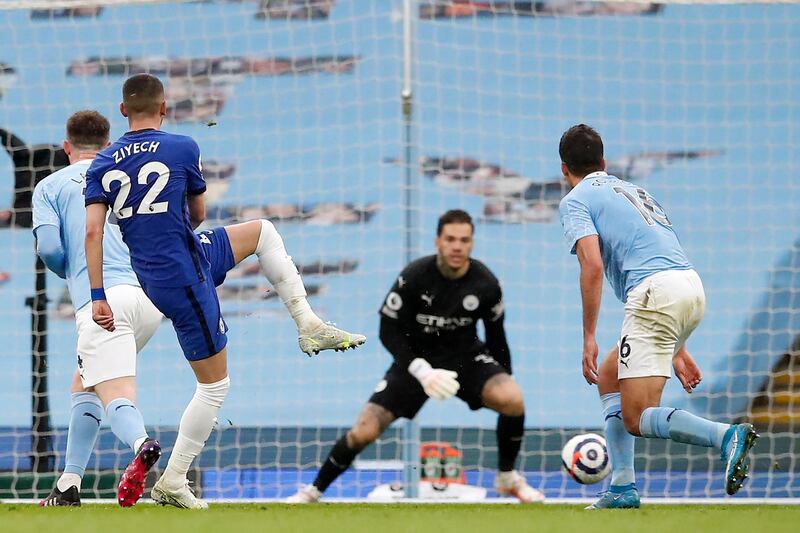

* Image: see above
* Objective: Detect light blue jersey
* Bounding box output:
[559,171,692,302]
[32,160,139,310]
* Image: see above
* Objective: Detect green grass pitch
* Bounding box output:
[1,503,799,533]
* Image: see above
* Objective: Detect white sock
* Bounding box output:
[161,376,230,489]
[133,436,147,453]
[56,473,81,492]
[255,219,322,332]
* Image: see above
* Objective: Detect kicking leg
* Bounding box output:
[153,350,230,509]
[482,373,543,503]
[626,348,757,496]
[224,219,365,354]
[40,370,102,507]
[287,402,396,503]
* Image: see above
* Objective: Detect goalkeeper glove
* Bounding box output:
[408,358,460,401]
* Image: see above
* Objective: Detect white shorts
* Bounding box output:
[75,284,163,388]
[617,269,705,380]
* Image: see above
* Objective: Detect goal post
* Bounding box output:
[0,0,797,501]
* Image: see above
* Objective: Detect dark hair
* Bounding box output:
[437,209,474,236]
[559,124,604,177]
[66,110,110,150]
[122,73,165,117]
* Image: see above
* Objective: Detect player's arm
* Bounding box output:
[378,272,459,400]
[85,202,114,331]
[482,283,512,373]
[31,183,66,278]
[559,195,601,385]
[84,164,115,331]
[378,279,418,369]
[34,226,66,278]
[576,235,603,384]
[187,192,205,229]
[186,139,207,229]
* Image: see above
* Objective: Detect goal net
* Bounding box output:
[0,0,797,501]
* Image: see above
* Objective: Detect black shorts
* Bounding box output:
[368,353,507,419]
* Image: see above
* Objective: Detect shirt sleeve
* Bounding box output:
[559,194,598,255]
[31,182,59,232]
[378,269,419,368]
[83,161,109,206]
[481,281,512,374]
[186,139,206,195]
[34,224,66,279]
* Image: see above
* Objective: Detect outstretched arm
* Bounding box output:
[85,202,114,331]
[576,235,603,384]
[34,225,66,278]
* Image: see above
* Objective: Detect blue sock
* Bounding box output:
[601,392,636,488]
[106,398,148,453]
[639,407,730,450]
[64,392,103,477]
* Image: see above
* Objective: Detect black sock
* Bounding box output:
[497,414,525,472]
[313,435,360,492]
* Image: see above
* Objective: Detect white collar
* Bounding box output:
[584,170,608,180]
[75,158,95,165]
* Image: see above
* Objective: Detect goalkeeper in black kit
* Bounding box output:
[288,209,544,503]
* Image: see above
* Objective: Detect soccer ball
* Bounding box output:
[561,433,611,485]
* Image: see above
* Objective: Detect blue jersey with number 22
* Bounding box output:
[559,171,692,303]
[84,129,209,288]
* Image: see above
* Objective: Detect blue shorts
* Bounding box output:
[198,227,236,287]
[142,227,236,361]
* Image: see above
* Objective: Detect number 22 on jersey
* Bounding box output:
[102,161,170,219]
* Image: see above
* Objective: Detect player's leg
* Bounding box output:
[287,364,423,503]
[620,270,757,496]
[219,220,365,354]
[39,370,103,507]
[288,402,397,503]
[154,349,229,505]
[621,373,732,450]
[86,285,163,506]
[587,347,640,510]
[149,279,230,509]
[473,357,543,503]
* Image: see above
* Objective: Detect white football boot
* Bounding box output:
[151,477,208,509]
[285,485,322,504]
[299,322,366,356]
[494,470,545,503]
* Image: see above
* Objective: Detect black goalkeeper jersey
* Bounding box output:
[378,255,512,372]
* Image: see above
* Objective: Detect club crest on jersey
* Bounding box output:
[462,294,479,311]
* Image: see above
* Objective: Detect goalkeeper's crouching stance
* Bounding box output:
[288,210,543,503]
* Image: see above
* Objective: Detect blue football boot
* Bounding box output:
[585,486,640,510]
[721,423,759,496]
